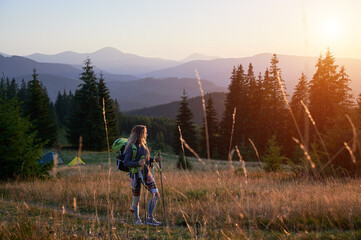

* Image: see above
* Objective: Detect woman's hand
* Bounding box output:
[139,158,146,167]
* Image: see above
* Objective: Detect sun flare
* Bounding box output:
[323,18,341,38]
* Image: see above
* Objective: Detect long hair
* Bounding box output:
[125,125,147,152]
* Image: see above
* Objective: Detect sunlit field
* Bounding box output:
[1,151,361,239]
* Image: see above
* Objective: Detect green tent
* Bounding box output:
[68,156,85,166]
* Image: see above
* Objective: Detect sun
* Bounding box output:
[322,18,341,38]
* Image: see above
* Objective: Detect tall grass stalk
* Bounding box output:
[248,138,261,163]
[344,142,356,164]
[102,98,111,168]
[277,71,306,146]
[52,155,58,178]
[346,114,358,154]
[177,126,187,169]
[300,100,334,174]
[228,108,236,162]
[235,146,248,184]
[181,210,195,238]
[292,137,315,169]
[195,70,210,161]
[102,98,113,233]
[178,127,205,166]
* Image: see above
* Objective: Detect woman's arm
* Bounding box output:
[123,146,141,168]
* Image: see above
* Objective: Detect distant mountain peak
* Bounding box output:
[182,53,219,62]
[94,47,124,55]
[0,52,11,57]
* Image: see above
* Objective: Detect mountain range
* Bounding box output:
[144,54,361,91]
[1,47,361,112]
[19,48,361,92]
[0,54,225,110]
[26,47,179,75]
[125,92,226,125]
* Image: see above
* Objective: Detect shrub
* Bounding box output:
[262,135,288,172]
[177,151,192,170]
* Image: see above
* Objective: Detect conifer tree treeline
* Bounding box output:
[0,74,55,179]
[0,97,48,180]
[194,50,360,175]
[25,70,58,147]
[0,70,58,147]
[214,54,291,160]
[52,59,175,151]
[54,90,74,128]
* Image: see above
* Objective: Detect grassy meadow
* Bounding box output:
[1,150,361,239]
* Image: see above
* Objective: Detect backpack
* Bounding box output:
[112,138,137,172]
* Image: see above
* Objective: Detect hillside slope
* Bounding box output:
[125,92,226,125]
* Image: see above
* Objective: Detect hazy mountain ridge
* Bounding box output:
[144,53,361,94]
[26,47,180,75]
[7,47,361,95]
[0,55,81,78]
[0,54,226,109]
[108,78,226,111]
[2,48,361,111]
[13,74,80,100]
[125,92,226,125]
[0,55,137,82]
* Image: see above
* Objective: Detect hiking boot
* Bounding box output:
[145,216,162,226]
[135,219,143,225]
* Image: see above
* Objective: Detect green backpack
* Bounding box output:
[112,138,137,172]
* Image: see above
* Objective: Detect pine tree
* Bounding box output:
[173,90,198,156]
[67,58,104,151]
[200,95,219,159]
[25,69,58,147]
[54,91,64,126]
[262,54,290,153]
[18,79,28,108]
[114,99,123,134]
[98,73,119,144]
[220,66,242,157]
[335,65,353,113]
[245,63,259,141]
[234,64,249,146]
[0,77,5,98]
[290,73,309,137]
[8,78,18,99]
[268,54,288,134]
[309,49,339,133]
[262,135,287,172]
[250,72,265,149]
[308,49,357,175]
[0,97,47,180]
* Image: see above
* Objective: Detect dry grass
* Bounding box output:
[1,152,361,239]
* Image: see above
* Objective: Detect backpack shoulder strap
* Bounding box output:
[131,144,137,161]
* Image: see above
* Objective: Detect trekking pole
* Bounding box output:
[143,184,146,222]
[139,157,147,223]
[157,151,166,226]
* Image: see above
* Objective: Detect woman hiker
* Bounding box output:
[123,125,162,226]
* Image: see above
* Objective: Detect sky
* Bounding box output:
[1,0,360,61]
